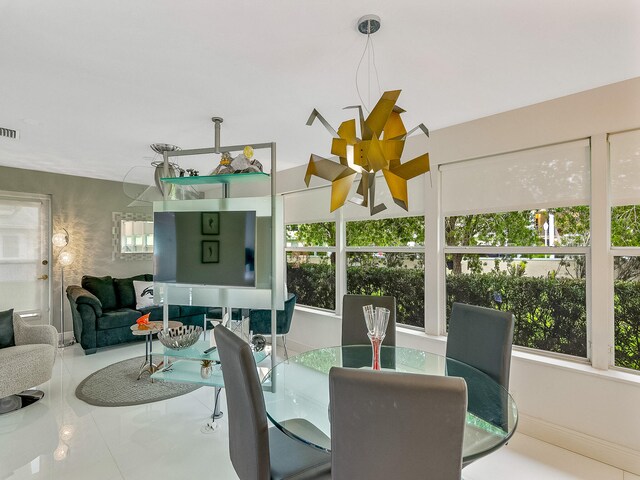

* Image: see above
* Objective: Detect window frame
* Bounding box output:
[344,215,426,330]
[438,140,594,362]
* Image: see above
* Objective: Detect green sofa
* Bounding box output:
[67,274,210,355]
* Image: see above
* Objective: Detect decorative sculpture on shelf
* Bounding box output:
[304,89,430,215]
[211,146,264,175]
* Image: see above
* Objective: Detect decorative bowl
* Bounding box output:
[157,325,203,350]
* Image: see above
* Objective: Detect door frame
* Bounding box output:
[0,190,52,324]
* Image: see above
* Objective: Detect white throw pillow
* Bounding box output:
[133,280,155,309]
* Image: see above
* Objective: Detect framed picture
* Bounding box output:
[202,240,220,263]
[202,212,220,235]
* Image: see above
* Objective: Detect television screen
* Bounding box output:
[154,210,257,287]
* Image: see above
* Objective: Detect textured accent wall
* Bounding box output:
[0,165,152,330]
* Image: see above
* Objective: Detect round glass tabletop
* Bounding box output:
[262,345,518,464]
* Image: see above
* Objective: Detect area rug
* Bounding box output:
[75,356,201,407]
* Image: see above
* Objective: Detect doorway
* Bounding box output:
[0,191,51,324]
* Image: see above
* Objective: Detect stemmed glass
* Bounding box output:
[363,305,390,370]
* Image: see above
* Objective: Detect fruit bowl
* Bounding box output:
[157,325,203,350]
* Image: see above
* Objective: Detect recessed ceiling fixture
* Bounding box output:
[303,14,431,215]
[0,127,19,140]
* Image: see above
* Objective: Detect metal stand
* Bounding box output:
[0,390,45,415]
[137,333,158,380]
[59,267,75,348]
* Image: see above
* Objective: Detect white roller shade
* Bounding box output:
[284,187,337,224]
[440,139,590,216]
[610,129,640,207]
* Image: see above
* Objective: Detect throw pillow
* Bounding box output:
[133,280,155,309]
[81,275,117,310]
[114,274,147,309]
[0,308,15,349]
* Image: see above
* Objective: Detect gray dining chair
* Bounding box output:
[329,367,467,480]
[341,294,396,346]
[214,325,331,480]
[446,302,515,391]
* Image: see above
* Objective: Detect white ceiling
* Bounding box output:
[0,0,639,185]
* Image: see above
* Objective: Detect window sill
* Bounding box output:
[294,309,640,387]
[294,305,340,319]
[396,325,640,387]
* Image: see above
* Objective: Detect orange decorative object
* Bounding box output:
[137,313,151,327]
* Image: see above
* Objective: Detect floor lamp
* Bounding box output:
[52,229,75,348]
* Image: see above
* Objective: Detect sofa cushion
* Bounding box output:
[82,276,117,310]
[138,305,180,322]
[113,275,147,309]
[96,309,141,330]
[0,308,15,349]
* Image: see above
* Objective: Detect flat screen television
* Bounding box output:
[154,210,257,287]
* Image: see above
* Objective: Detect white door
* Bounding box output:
[0,191,51,324]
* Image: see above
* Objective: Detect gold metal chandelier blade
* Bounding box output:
[365,90,402,139]
[382,139,405,163]
[382,170,409,211]
[331,138,348,160]
[306,109,339,137]
[390,152,431,179]
[330,173,358,212]
[303,154,357,211]
[383,110,407,141]
[337,119,358,144]
[366,135,389,172]
[345,105,372,141]
[382,153,431,211]
[305,154,353,184]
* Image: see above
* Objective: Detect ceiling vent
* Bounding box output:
[0,127,19,140]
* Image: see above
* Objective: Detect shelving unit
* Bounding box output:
[151,342,269,423]
[161,172,270,186]
[155,118,284,374]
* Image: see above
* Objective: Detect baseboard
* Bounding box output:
[518,413,640,475]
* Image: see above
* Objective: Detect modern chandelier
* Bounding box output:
[304,15,431,215]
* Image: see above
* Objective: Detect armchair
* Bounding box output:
[0,314,57,414]
[248,293,296,359]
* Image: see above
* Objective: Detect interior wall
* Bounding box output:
[0,166,152,331]
[279,77,640,474]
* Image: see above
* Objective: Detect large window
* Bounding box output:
[346,217,425,328]
[441,140,591,359]
[610,129,640,371]
[286,222,336,311]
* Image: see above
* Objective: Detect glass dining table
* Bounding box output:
[261,345,518,465]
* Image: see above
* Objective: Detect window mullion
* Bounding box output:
[589,133,612,370]
[336,210,346,316]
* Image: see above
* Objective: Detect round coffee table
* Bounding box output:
[130,320,182,380]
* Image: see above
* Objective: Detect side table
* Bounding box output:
[130,321,183,380]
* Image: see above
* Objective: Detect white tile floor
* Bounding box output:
[0,341,635,480]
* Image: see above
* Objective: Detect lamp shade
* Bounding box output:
[58,251,75,267]
[52,232,69,247]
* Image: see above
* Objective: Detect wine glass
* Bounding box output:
[363,305,390,370]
